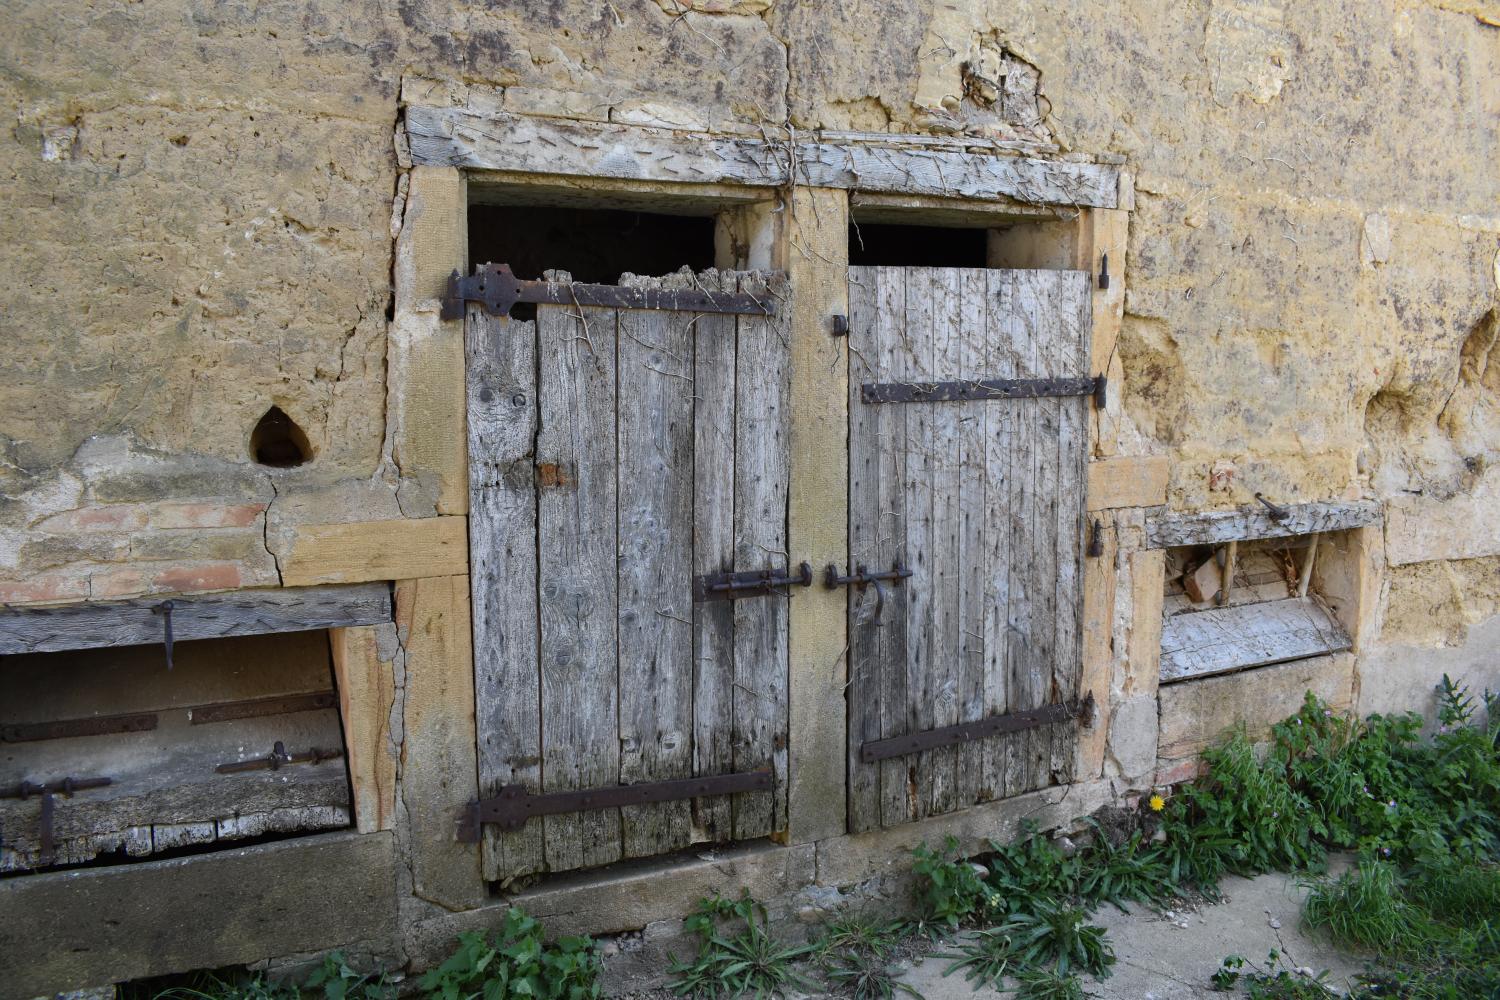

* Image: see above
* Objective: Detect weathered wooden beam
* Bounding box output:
[1159,595,1352,684]
[1145,500,1380,549]
[1087,455,1169,510]
[405,106,1120,210]
[281,516,469,585]
[0,583,390,655]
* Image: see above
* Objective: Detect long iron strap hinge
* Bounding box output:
[457,768,773,841]
[442,263,776,321]
[861,376,1106,407]
[859,693,1096,763]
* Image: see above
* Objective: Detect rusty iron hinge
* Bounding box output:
[1,713,158,743]
[190,691,339,725]
[457,768,773,841]
[442,263,776,321]
[861,376,1106,406]
[0,775,113,867]
[215,741,344,774]
[694,562,812,603]
[859,693,1096,763]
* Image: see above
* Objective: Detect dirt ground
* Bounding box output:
[893,868,1369,999]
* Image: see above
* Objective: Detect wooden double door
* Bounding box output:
[464,264,1091,877]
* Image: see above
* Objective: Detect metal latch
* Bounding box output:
[458,768,773,841]
[442,263,776,321]
[824,561,913,624]
[215,741,344,774]
[1,774,113,867]
[694,562,813,603]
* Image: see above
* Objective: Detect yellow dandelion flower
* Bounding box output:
[1148,794,1166,812]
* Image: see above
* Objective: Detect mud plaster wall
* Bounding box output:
[2,2,1498,694]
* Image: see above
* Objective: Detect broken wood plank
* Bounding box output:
[0,583,390,656]
[1145,501,1380,549]
[405,106,1120,210]
[467,305,545,880]
[1159,595,1353,685]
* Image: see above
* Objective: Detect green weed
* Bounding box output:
[910,837,998,932]
[1302,853,1435,955]
[419,909,601,1000]
[668,892,818,999]
[1211,952,1336,999]
[1009,967,1091,1000]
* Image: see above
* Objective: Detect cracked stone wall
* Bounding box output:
[3,2,1499,695]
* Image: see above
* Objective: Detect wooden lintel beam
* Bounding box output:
[1145,500,1380,549]
[0,583,392,656]
[405,106,1121,210]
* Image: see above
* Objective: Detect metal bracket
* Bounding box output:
[190,691,339,725]
[825,561,913,625]
[860,693,1095,763]
[458,768,773,841]
[1,713,158,743]
[0,775,113,867]
[1254,492,1291,522]
[152,599,175,670]
[861,376,1106,406]
[215,740,344,775]
[1098,252,1110,290]
[694,562,812,603]
[441,263,776,321]
[1087,519,1104,558]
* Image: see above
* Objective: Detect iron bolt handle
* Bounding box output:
[152,599,176,670]
[1254,492,1291,522]
[823,561,913,625]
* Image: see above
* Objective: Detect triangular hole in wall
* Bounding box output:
[249,406,312,468]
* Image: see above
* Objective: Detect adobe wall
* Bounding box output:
[1,0,1498,990]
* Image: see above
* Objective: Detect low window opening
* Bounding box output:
[466,205,717,319]
[847,221,990,268]
[0,630,353,875]
[1159,534,1352,685]
[250,406,312,468]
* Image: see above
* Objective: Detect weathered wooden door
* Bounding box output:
[845,266,1092,832]
[465,269,791,881]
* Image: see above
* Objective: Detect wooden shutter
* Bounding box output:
[846,266,1091,833]
[466,269,791,881]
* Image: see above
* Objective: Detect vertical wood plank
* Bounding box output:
[927,268,962,817]
[467,306,544,880]
[1018,271,1060,792]
[955,269,989,806]
[846,266,881,833]
[732,270,792,839]
[1003,270,1037,798]
[617,272,696,858]
[902,268,937,824]
[1051,273,1091,785]
[536,277,622,872]
[874,267,912,830]
[692,270,737,843]
[981,269,1017,802]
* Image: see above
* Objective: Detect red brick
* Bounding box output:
[152,562,244,594]
[0,570,90,605]
[36,505,147,533]
[89,566,153,600]
[145,502,267,530]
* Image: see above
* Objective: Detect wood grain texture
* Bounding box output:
[331,625,398,835]
[1159,596,1352,684]
[281,517,467,586]
[692,270,737,843]
[537,277,623,872]
[1145,501,1380,549]
[0,583,390,655]
[731,271,791,839]
[1087,456,1170,511]
[616,271,695,858]
[406,107,1120,210]
[846,267,1091,828]
[467,306,544,880]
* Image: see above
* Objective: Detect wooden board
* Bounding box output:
[467,305,545,880]
[1087,456,1170,510]
[406,107,1121,210]
[468,270,792,879]
[846,267,1091,832]
[1145,501,1379,549]
[1159,595,1353,684]
[281,517,467,585]
[0,583,390,655]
